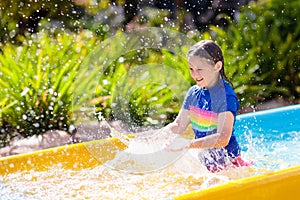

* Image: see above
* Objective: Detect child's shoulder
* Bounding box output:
[223,81,236,94]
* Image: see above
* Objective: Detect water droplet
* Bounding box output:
[119,57,125,63]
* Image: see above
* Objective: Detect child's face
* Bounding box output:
[188,56,221,88]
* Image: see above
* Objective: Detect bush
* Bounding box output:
[0,31,96,146]
[74,29,194,130]
[0,0,87,46]
[211,0,300,106]
[1,0,299,147]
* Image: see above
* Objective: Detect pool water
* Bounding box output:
[240,131,300,171]
[1,105,300,199]
[1,131,299,199]
[0,150,259,200]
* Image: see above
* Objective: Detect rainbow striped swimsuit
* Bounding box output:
[182,80,240,158]
[189,105,218,133]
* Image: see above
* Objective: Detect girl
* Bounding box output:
[164,40,252,172]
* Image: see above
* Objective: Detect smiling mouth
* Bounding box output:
[196,78,203,82]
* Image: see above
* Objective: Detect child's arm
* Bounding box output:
[189,111,234,149]
[163,108,190,135]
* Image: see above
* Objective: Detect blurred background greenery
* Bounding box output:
[0,0,299,147]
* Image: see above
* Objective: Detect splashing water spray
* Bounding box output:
[95,111,130,146]
[71,27,223,174]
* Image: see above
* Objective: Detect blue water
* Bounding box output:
[235,105,300,170]
[238,130,300,170]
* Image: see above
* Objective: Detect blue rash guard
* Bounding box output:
[182,79,241,172]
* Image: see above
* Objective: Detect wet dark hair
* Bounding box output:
[188,40,233,87]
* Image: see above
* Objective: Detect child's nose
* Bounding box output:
[193,70,201,77]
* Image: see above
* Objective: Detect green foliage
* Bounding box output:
[1,0,299,147]
[0,31,96,142]
[71,28,194,129]
[211,0,300,106]
[0,97,17,147]
[109,51,192,127]
[90,48,192,129]
[0,0,87,46]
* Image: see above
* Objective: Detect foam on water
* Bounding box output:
[0,149,258,200]
[104,135,191,173]
[1,131,299,199]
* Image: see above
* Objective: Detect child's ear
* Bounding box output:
[214,61,223,72]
